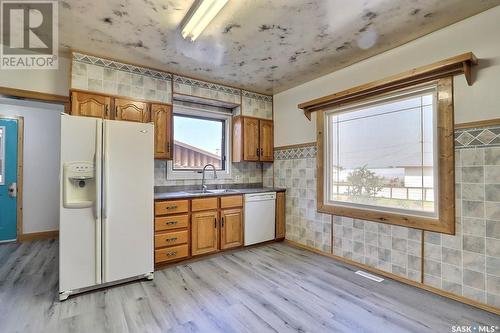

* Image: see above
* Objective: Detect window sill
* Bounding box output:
[317,202,455,234]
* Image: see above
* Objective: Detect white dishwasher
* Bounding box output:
[244,192,276,246]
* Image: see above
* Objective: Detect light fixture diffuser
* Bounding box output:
[181,0,228,41]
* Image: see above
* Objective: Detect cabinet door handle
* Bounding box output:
[260,148,264,156]
[165,221,178,225]
[166,205,178,210]
[167,141,170,153]
[105,105,109,118]
[115,106,118,118]
[221,217,224,227]
[256,148,260,156]
[166,251,177,256]
[214,217,217,228]
[165,237,177,242]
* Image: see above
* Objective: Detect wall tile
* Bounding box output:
[486,184,500,202]
[71,54,173,104]
[461,149,484,166]
[485,147,500,165]
[462,184,484,201]
[485,166,500,183]
[462,166,484,183]
[463,269,485,290]
[463,251,485,273]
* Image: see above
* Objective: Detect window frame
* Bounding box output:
[171,113,227,172]
[317,78,455,234]
[166,104,232,180]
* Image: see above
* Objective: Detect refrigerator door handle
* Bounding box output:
[102,123,108,219]
[94,120,103,284]
[102,120,110,282]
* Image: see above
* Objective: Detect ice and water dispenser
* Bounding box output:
[62,161,96,208]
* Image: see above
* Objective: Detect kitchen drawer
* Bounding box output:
[220,195,243,208]
[191,197,218,212]
[155,230,188,248]
[155,200,189,215]
[155,214,189,232]
[155,244,189,264]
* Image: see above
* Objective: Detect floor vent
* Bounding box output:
[355,270,384,282]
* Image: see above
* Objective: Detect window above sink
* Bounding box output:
[166,102,233,180]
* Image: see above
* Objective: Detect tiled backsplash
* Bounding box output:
[273,125,500,309]
[154,160,263,187]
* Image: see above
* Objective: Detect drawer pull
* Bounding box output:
[165,221,178,225]
[166,251,177,256]
[166,237,178,242]
[165,205,178,210]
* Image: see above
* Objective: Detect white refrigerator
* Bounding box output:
[59,115,154,301]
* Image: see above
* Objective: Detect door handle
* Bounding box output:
[214,217,217,228]
[256,148,260,156]
[221,217,224,227]
[8,182,17,198]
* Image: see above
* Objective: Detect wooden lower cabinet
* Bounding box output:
[154,193,284,267]
[191,210,219,256]
[276,192,286,239]
[220,208,243,250]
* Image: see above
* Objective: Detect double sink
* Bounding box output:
[183,189,240,195]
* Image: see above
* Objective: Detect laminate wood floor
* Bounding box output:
[0,240,498,333]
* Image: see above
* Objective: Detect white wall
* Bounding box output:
[0,55,70,96]
[274,6,500,146]
[0,98,62,233]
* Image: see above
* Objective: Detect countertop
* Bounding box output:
[154,185,285,200]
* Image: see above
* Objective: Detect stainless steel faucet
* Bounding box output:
[201,164,217,192]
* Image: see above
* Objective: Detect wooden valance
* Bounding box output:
[298,52,477,120]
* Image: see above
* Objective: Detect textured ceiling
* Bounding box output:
[59,0,500,94]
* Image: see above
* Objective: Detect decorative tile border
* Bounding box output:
[274,144,317,160]
[455,125,500,149]
[242,90,273,102]
[73,52,172,80]
[174,75,241,97]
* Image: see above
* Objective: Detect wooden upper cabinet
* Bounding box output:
[243,117,260,161]
[191,210,219,256]
[114,98,149,122]
[71,91,111,118]
[232,116,274,163]
[259,119,274,162]
[220,208,243,250]
[152,104,172,160]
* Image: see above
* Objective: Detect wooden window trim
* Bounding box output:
[316,77,455,234]
[299,52,476,120]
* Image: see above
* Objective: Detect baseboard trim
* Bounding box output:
[18,230,59,242]
[284,239,500,316]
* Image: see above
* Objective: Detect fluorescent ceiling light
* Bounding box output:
[181,0,228,41]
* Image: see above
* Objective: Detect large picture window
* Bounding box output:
[318,79,455,233]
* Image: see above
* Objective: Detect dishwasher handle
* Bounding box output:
[245,192,276,202]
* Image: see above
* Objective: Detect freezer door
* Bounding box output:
[102,120,154,283]
[59,116,102,292]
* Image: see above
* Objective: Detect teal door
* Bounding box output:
[0,118,18,242]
